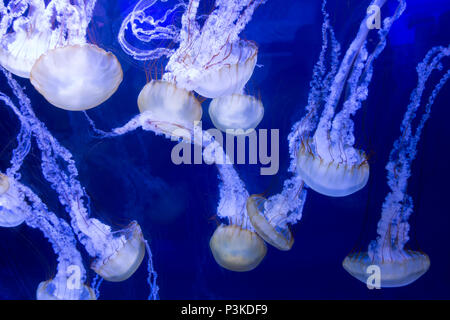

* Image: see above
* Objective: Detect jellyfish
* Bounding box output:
[202,130,267,272]
[0,0,123,111]
[208,94,264,135]
[1,67,159,298]
[0,173,26,227]
[137,80,202,140]
[18,178,96,300]
[295,0,406,197]
[0,94,94,299]
[118,0,265,136]
[243,0,340,250]
[1,176,97,300]
[343,45,450,288]
[0,172,9,194]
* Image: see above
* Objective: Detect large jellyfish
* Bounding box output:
[1,66,159,299]
[295,0,405,197]
[343,45,450,288]
[118,0,265,135]
[4,176,96,300]
[0,0,123,111]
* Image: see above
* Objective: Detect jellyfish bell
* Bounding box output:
[246,195,294,251]
[209,224,267,272]
[208,94,264,135]
[138,80,202,140]
[91,221,146,282]
[296,139,369,197]
[342,250,430,288]
[0,175,26,228]
[0,173,10,195]
[0,0,57,79]
[30,44,123,111]
[0,22,55,79]
[36,279,96,300]
[193,40,258,99]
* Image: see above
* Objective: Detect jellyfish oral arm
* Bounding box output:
[17,182,91,300]
[371,46,450,260]
[313,0,389,156]
[193,127,252,228]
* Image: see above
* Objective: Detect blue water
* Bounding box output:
[1,0,450,299]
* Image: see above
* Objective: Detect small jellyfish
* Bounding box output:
[137,80,202,140]
[0,174,26,228]
[192,40,258,98]
[209,224,267,272]
[30,44,123,111]
[208,94,264,134]
[343,45,449,288]
[0,172,10,195]
[246,195,294,251]
[91,222,146,282]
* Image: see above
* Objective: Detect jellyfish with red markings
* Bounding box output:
[200,130,267,272]
[343,45,450,287]
[118,0,265,137]
[295,0,405,197]
[0,0,123,111]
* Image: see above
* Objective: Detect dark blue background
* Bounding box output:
[1,0,449,299]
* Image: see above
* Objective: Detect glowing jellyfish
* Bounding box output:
[191,40,258,99]
[0,0,60,78]
[343,45,450,287]
[246,194,295,251]
[209,224,266,272]
[295,0,405,197]
[30,44,123,111]
[0,0,123,110]
[18,179,96,300]
[2,76,97,299]
[209,94,264,134]
[137,80,202,139]
[36,280,96,300]
[91,222,146,282]
[243,1,342,250]
[118,0,265,134]
[1,68,159,297]
[0,174,26,227]
[296,139,369,197]
[204,129,266,272]
[0,173,10,195]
